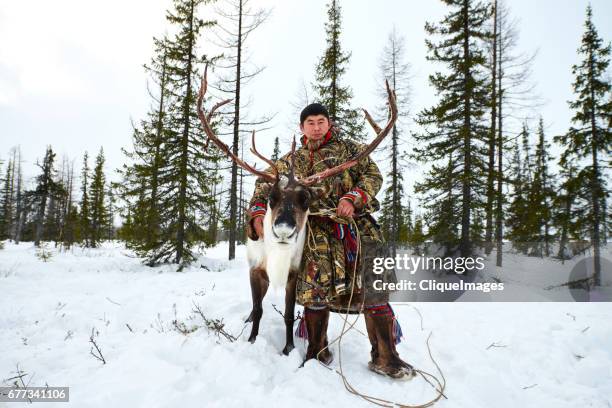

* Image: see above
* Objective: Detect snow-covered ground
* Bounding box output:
[1,241,611,408]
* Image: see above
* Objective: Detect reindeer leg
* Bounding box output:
[248,267,269,343]
[282,270,298,355]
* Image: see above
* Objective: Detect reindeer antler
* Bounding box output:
[197,64,278,183]
[250,130,279,179]
[299,79,398,186]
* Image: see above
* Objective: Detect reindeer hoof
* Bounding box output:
[248,334,257,343]
[282,344,295,355]
[368,360,416,380]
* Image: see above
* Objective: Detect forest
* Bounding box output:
[0,0,610,285]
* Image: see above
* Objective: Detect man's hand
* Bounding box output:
[253,216,264,239]
[337,199,355,218]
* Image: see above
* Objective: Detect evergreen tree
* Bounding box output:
[553,163,583,260]
[60,161,79,249]
[106,187,115,240]
[419,155,461,254]
[80,151,91,246]
[0,157,14,240]
[118,177,150,247]
[271,136,280,161]
[0,158,4,246]
[43,185,62,243]
[89,148,108,247]
[414,0,492,257]
[529,117,555,256]
[28,146,65,247]
[555,5,611,285]
[409,215,427,254]
[471,208,485,247]
[59,159,78,248]
[400,201,414,244]
[484,0,498,255]
[12,148,24,244]
[506,129,530,253]
[313,0,365,142]
[118,36,171,254]
[520,123,533,184]
[136,0,219,267]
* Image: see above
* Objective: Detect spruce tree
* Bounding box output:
[106,187,115,240]
[131,0,219,267]
[59,159,77,248]
[0,159,5,245]
[80,152,91,246]
[409,216,427,254]
[506,129,529,254]
[414,0,492,257]
[484,0,498,255]
[28,146,65,247]
[530,117,555,256]
[400,201,414,244]
[118,36,170,254]
[271,136,280,161]
[43,185,62,243]
[0,157,14,240]
[313,0,365,142]
[553,163,582,260]
[89,148,108,247]
[555,5,611,285]
[12,148,24,244]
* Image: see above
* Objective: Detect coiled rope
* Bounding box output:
[305,208,447,408]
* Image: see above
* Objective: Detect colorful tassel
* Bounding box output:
[366,303,404,344]
[295,314,308,340]
[388,304,403,344]
[392,317,403,345]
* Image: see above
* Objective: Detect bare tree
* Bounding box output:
[209,0,272,260]
[490,0,541,266]
[12,147,24,244]
[376,26,412,256]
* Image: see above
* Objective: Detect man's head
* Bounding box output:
[300,103,330,142]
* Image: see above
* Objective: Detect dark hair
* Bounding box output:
[300,103,330,124]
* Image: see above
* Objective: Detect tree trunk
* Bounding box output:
[460,0,472,257]
[485,0,498,255]
[176,0,195,265]
[495,9,504,267]
[589,52,601,286]
[228,0,243,260]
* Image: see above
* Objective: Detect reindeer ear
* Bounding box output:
[259,182,273,196]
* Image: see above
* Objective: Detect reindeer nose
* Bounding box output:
[272,222,297,241]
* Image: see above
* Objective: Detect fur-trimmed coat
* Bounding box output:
[246,129,394,310]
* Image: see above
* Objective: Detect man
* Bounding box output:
[246,103,415,379]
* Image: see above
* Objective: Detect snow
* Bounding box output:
[1,241,611,408]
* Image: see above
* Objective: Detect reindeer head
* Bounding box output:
[253,136,329,244]
[196,63,397,244]
[264,175,311,243]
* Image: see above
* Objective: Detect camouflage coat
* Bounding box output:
[246,129,395,312]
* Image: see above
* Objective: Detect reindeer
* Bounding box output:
[196,65,397,355]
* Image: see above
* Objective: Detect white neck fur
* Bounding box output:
[262,205,309,288]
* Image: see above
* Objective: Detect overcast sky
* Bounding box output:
[1,0,610,207]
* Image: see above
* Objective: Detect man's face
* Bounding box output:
[300,114,330,141]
